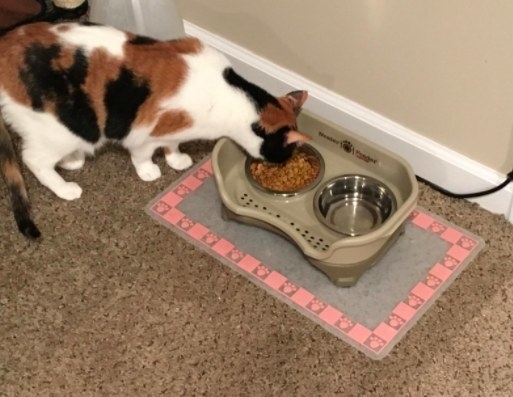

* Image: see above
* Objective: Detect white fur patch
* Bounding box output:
[51,23,127,58]
[155,45,264,159]
[122,124,157,150]
[0,92,95,158]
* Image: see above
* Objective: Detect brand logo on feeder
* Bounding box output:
[318,131,378,165]
[341,140,353,154]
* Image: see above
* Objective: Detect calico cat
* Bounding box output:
[0,22,310,238]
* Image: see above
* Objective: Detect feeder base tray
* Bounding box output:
[221,204,405,287]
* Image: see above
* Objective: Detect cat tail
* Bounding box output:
[0,116,41,238]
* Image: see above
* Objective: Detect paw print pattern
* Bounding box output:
[174,185,191,197]
[458,237,477,250]
[178,217,194,231]
[153,201,171,215]
[387,314,406,330]
[335,316,355,332]
[202,233,219,246]
[195,169,211,180]
[425,274,442,289]
[279,282,298,296]
[341,140,353,154]
[409,209,420,221]
[429,222,447,234]
[306,299,326,314]
[252,265,271,279]
[406,294,424,309]
[227,249,244,263]
[443,255,460,269]
[365,335,386,351]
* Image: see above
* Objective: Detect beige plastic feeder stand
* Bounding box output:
[212,110,419,287]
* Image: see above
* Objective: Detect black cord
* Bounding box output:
[416,170,513,199]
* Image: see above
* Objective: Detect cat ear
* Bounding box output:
[286,130,311,145]
[286,90,308,111]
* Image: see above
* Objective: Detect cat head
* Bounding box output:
[251,90,311,163]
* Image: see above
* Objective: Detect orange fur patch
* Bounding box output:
[0,23,57,105]
[150,109,193,137]
[55,23,72,33]
[2,160,26,197]
[125,37,202,130]
[84,49,123,131]
[51,45,75,72]
[258,97,297,133]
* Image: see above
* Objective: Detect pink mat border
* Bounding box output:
[147,158,485,359]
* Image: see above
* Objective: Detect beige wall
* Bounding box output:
[175,0,513,174]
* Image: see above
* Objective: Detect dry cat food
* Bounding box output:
[249,149,320,192]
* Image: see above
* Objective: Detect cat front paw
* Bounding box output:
[55,182,83,200]
[136,162,162,182]
[166,152,193,171]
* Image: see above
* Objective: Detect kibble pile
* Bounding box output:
[249,150,320,192]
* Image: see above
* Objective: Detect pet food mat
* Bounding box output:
[146,156,485,360]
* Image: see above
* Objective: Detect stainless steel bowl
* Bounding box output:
[245,144,325,197]
[313,175,397,236]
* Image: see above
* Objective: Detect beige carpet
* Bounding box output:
[0,141,512,396]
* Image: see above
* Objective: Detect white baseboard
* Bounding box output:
[183,21,513,223]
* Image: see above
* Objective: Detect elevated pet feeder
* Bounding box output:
[212,110,418,287]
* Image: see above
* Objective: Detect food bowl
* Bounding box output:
[313,175,397,236]
[245,144,325,197]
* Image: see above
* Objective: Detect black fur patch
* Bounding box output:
[19,44,60,110]
[223,67,280,110]
[253,125,296,163]
[251,122,267,139]
[19,44,100,143]
[104,67,151,140]
[10,186,40,238]
[79,21,101,27]
[129,35,158,45]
